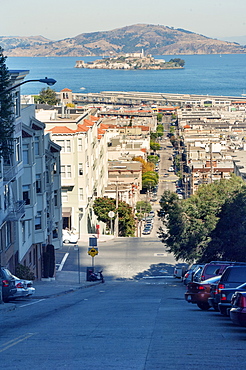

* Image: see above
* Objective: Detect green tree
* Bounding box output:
[169,58,185,67]
[0,47,14,159]
[157,113,163,122]
[150,141,160,152]
[203,189,246,262]
[158,176,244,262]
[147,155,159,165]
[34,87,58,105]
[93,197,135,237]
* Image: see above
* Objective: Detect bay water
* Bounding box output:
[5,54,246,97]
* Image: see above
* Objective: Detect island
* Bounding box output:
[75,52,185,70]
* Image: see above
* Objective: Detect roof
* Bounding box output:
[48,126,75,134]
[60,88,72,92]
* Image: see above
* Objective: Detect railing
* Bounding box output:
[5,200,25,221]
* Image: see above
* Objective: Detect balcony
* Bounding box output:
[5,200,25,221]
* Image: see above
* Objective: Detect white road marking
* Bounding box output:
[57,252,69,271]
[19,299,46,308]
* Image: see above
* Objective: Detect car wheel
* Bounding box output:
[63,239,70,244]
[197,302,210,310]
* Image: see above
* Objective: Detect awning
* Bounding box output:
[62,207,72,217]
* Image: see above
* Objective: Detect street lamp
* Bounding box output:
[0,77,56,95]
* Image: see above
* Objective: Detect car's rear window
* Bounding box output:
[223,268,246,282]
[203,265,221,275]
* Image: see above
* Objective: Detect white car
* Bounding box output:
[168,166,174,172]
[62,229,79,244]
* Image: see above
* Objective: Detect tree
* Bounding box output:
[0,47,14,159]
[147,155,159,165]
[132,156,154,173]
[158,176,244,263]
[203,189,246,262]
[169,58,185,67]
[34,87,58,105]
[157,113,163,122]
[93,197,135,237]
[136,201,151,219]
[150,141,160,152]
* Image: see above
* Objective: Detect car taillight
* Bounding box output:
[184,272,189,278]
[2,280,9,287]
[16,282,24,288]
[221,293,227,301]
[217,283,225,293]
[201,275,205,281]
[198,286,205,291]
[238,295,246,308]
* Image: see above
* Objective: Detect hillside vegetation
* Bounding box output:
[1,24,245,57]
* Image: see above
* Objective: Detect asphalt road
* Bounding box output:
[1,258,246,369]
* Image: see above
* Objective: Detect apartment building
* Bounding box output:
[0,71,62,279]
[36,108,109,237]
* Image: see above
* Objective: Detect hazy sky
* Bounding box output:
[2,0,246,41]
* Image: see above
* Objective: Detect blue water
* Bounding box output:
[5,54,246,97]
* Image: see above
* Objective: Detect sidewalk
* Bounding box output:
[0,270,103,313]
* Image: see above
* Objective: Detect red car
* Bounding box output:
[185,275,221,310]
[230,291,246,327]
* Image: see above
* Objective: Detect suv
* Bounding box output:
[200,261,245,281]
[1,268,17,302]
[217,266,246,315]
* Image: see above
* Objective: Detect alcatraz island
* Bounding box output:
[75,51,185,70]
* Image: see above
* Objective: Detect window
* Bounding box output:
[67,165,71,178]
[61,165,72,178]
[79,163,83,175]
[14,91,20,117]
[15,137,21,162]
[56,140,65,152]
[23,143,29,165]
[34,136,40,156]
[4,184,10,210]
[61,189,68,202]
[78,138,82,151]
[79,188,83,201]
[36,174,42,193]
[23,185,31,205]
[66,140,71,152]
[56,139,71,152]
[35,211,42,230]
[54,190,58,207]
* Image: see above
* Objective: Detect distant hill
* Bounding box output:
[1,24,246,57]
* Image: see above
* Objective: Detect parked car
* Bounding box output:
[230,291,246,327]
[216,266,246,315]
[185,275,221,310]
[1,268,17,302]
[183,264,205,285]
[217,282,246,316]
[173,263,188,279]
[62,229,79,244]
[158,210,165,217]
[12,275,35,299]
[200,261,246,281]
[168,166,174,172]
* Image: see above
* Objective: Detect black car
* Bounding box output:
[215,266,246,315]
[1,268,17,302]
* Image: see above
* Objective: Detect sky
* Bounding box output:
[1,0,246,42]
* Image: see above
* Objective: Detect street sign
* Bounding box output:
[88,247,98,257]
[89,237,97,247]
[108,211,115,218]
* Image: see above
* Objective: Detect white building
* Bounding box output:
[36,109,109,237]
[0,70,62,279]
